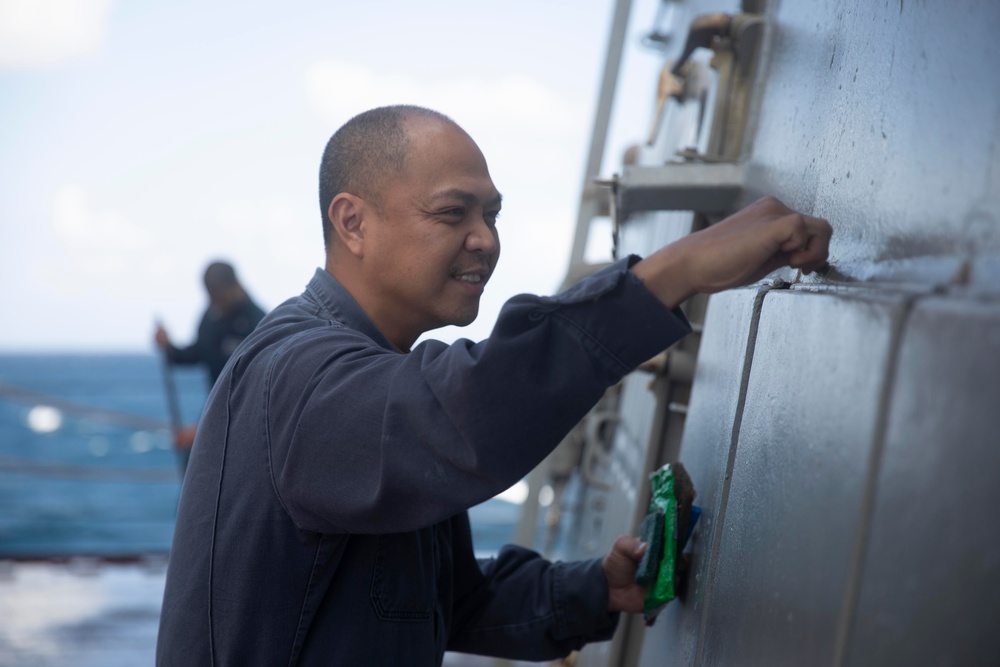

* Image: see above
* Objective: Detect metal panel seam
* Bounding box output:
[692,281,782,666]
[830,291,923,667]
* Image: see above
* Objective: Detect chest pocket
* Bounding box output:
[370,527,438,622]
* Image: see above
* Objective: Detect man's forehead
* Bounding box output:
[403,115,481,159]
[426,187,503,207]
[395,119,500,203]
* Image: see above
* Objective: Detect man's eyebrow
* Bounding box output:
[428,189,503,208]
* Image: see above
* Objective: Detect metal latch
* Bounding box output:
[647,11,764,153]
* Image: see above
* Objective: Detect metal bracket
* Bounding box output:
[600,162,745,225]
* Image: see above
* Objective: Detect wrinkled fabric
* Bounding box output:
[156,257,691,666]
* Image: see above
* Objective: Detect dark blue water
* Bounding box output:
[0,354,205,557]
[0,354,518,558]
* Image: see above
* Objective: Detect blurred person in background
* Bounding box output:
[154,260,265,457]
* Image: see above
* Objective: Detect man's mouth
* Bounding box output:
[451,266,490,285]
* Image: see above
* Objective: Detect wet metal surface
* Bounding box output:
[846,298,1000,666]
[637,287,759,667]
[571,0,1000,665]
[746,0,1000,275]
[700,290,907,666]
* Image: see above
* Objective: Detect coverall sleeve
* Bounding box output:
[265,259,690,535]
[446,514,617,661]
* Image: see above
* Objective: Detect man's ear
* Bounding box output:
[327,193,367,258]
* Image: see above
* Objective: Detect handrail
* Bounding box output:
[0,382,170,432]
[0,454,179,482]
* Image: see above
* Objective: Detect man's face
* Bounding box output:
[208,285,243,317]
[362,118,501,348]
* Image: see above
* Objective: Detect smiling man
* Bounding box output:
[321,109,502,351]
[156,105,831,666]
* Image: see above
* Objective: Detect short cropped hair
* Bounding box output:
[317,105,454,249]
[203,261,238,291]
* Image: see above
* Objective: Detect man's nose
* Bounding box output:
[466,215,499,255]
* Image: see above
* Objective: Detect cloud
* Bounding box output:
[0,0,112,68]
[30,185,161,303]
[302,60,584,138]
[52,184,152,253]
[215,197,317,266]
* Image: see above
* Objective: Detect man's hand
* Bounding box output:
[603,535,648,613]
[173,425,197,450]
[154,324,171,349]
[631,196,833,309]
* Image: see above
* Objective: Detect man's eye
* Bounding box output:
[485,210,501,225]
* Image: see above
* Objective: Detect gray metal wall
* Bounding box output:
[638,1,1000,665]
[569,0,1000,665]
[748,0,1000,277]
[645,285,1000,667]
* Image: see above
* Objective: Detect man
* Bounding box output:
[156,106,831,666]
[154,261,265,453]
[155,261,266,387]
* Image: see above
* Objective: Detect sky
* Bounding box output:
[0,0,666,352]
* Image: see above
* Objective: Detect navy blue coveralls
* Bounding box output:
[156,257,690,666]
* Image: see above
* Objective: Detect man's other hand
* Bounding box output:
[603,535,648,613]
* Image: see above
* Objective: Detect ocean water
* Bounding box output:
[0,353,518,559]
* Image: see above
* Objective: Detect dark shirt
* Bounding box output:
[166,297,266,386]
[156,258,691,666]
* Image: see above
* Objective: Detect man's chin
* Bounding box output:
[433,306,480,331]
[451,310,479,328]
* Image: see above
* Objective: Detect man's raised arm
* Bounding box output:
[631,196,833,309]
